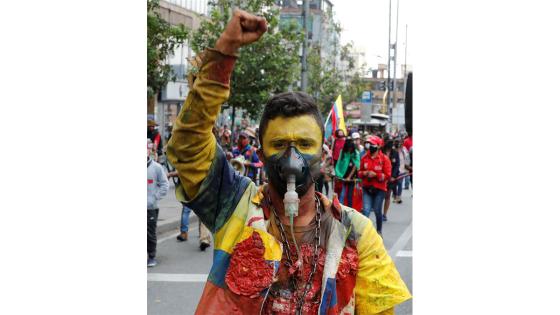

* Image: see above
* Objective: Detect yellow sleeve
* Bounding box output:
[166,49,237,200]
[355,220,411,314]
[374,307,394,315]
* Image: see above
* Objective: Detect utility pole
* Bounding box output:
[386,0,392,118]
[404,24,408,77]
[301,0,309,91]
[393,0,400,116]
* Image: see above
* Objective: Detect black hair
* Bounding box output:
[258,91,324,145]
[384,139,395,152]
[343,138,355,152]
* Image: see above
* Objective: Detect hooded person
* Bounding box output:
[166,9,410,315]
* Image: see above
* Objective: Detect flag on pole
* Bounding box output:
[324,95,346,141]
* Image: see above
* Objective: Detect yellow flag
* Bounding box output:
[334,95,346,134]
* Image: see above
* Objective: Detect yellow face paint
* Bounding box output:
[262,115,323,157]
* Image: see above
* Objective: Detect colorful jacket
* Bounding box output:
[232,144,262,180]
[167,48,411,314]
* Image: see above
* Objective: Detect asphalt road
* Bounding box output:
[148,188,413,315]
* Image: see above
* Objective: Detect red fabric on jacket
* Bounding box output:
[403,136,412,151]
[358,152,392,192]
[332,138,346,161]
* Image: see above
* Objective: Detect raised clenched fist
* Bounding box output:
[215,9,268,56]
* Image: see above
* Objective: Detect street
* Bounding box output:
[148,185,413,315]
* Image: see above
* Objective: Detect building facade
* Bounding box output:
[153,0,210,140]
[277,0,341,77]
[353,63,411,132]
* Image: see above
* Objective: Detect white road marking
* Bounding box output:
[396,250,412,257]
[157,232,179,244]
[148,273,208,282]
[388,222,412,258]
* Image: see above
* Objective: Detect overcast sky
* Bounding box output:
[331,0,412,77]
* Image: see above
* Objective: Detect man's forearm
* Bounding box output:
[166,49,236,200]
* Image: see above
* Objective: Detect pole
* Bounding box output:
[386,0,392,118]
[393,0,400,131]
[301,0,309,91]
[324,109,333,131]
[404,24,408,77]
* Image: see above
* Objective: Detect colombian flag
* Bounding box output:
[324,95,346,140]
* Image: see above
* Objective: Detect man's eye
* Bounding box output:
[273,142,286,149]
[299,142,312,148]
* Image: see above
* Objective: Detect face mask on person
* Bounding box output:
[264,143,321,197]
[364,142,371,150]
[369,145,379,154]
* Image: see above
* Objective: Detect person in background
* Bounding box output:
[176,203,192,242]
[167,170,213,250]
[166,170,192,242]
[316,144,333,196]
[232,129,263,183]
[352,132,365,157]
[406,146,413,195]
[147,138,157,161]
[147,140,169,267]
[165,122,173,142]
[402,132,412,151]
[148,120,163,160]
[335,138,360,207]
[402,132,413,190]
[331,129,346,168]
[220,128,232,152]
[247,127,259,147]
[358,135,391,234]
[382,138,399,221]
[394,139,409,203]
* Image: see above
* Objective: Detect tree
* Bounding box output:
[147,0,188,114]
[306,43,343,117]
[339,42,368,105]
[189,0,303,120]
[304,17,366,118]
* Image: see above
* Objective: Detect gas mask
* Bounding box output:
[264,143,321,199]
[263,143,320,272]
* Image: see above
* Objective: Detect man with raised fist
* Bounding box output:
[167,9,410,315]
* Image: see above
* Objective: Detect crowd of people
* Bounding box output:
[324,128,413,235]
